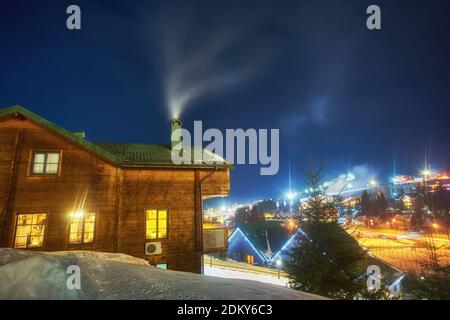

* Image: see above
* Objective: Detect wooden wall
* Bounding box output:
[0,115,230,274]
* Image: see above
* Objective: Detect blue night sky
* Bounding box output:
[1,0,449,203]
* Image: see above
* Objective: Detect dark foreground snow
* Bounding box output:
[0,249,323,300]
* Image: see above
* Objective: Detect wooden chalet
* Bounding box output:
[0,105,231,273]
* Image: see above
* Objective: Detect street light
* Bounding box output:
[276,259,282,279]
[285,192,295,200]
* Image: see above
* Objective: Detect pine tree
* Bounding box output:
[404,236,450,299]
[286,165,369,299]
[299,167,337,222]
[377,193,389,213]
[360,190,372,216]
[413,192,426,227]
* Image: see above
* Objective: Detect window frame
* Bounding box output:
[29,150,62,176]
[145,209,169,240]
[68,211,97,245]
[13,212,48,249]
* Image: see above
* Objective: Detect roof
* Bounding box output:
[0,105,232,169]
[366,254,405,286]
[93,142,228,166]
[236,220,294,260]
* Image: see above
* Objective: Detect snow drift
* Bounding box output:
[0,249,323,300]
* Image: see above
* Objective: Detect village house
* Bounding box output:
[0,105,231,273]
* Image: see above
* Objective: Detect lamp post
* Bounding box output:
[276,259,282,279]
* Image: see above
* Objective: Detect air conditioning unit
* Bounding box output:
[145,242,162,255]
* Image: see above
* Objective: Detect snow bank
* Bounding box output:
[0,249,324,300]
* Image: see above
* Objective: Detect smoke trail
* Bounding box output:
[160,22,265,119]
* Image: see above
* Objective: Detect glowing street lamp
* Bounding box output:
[288,220,295,229]
[276,259,282,279]
[285,191,295,200]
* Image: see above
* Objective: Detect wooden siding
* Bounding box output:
[0,116,230,273]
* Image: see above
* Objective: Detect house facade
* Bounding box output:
[0,105,231,273]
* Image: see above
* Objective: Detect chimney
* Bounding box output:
[171,119,182,151]
[73,131,86,139]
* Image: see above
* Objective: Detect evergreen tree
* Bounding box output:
[286,165,369,299]
[234,206,250,224]
[413,192,426,227]
[360,190,371,216]
[299,166,337,222]
[404,237,450,299]
[377,193,389,213]
[249,205,264,223]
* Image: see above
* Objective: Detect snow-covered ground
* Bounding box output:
[204,266,289,287]
[0,249,324,300]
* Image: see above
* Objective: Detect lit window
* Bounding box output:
[154,263,168,270]
[31,152,60,175]
[146,210,168,240]
[14,213,47,248]
[69,212,96,244]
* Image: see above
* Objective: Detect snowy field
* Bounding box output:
[0,249,324,300]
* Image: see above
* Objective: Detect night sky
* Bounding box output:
[1,0,449,203]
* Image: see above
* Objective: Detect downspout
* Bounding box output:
[2,129,24,246]
[196,166,218,274]
[114,167,121,252]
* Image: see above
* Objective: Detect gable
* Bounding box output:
[0,105,233,169]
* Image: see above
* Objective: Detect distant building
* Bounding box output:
[227,220,296,266]
[0,105,232,273]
